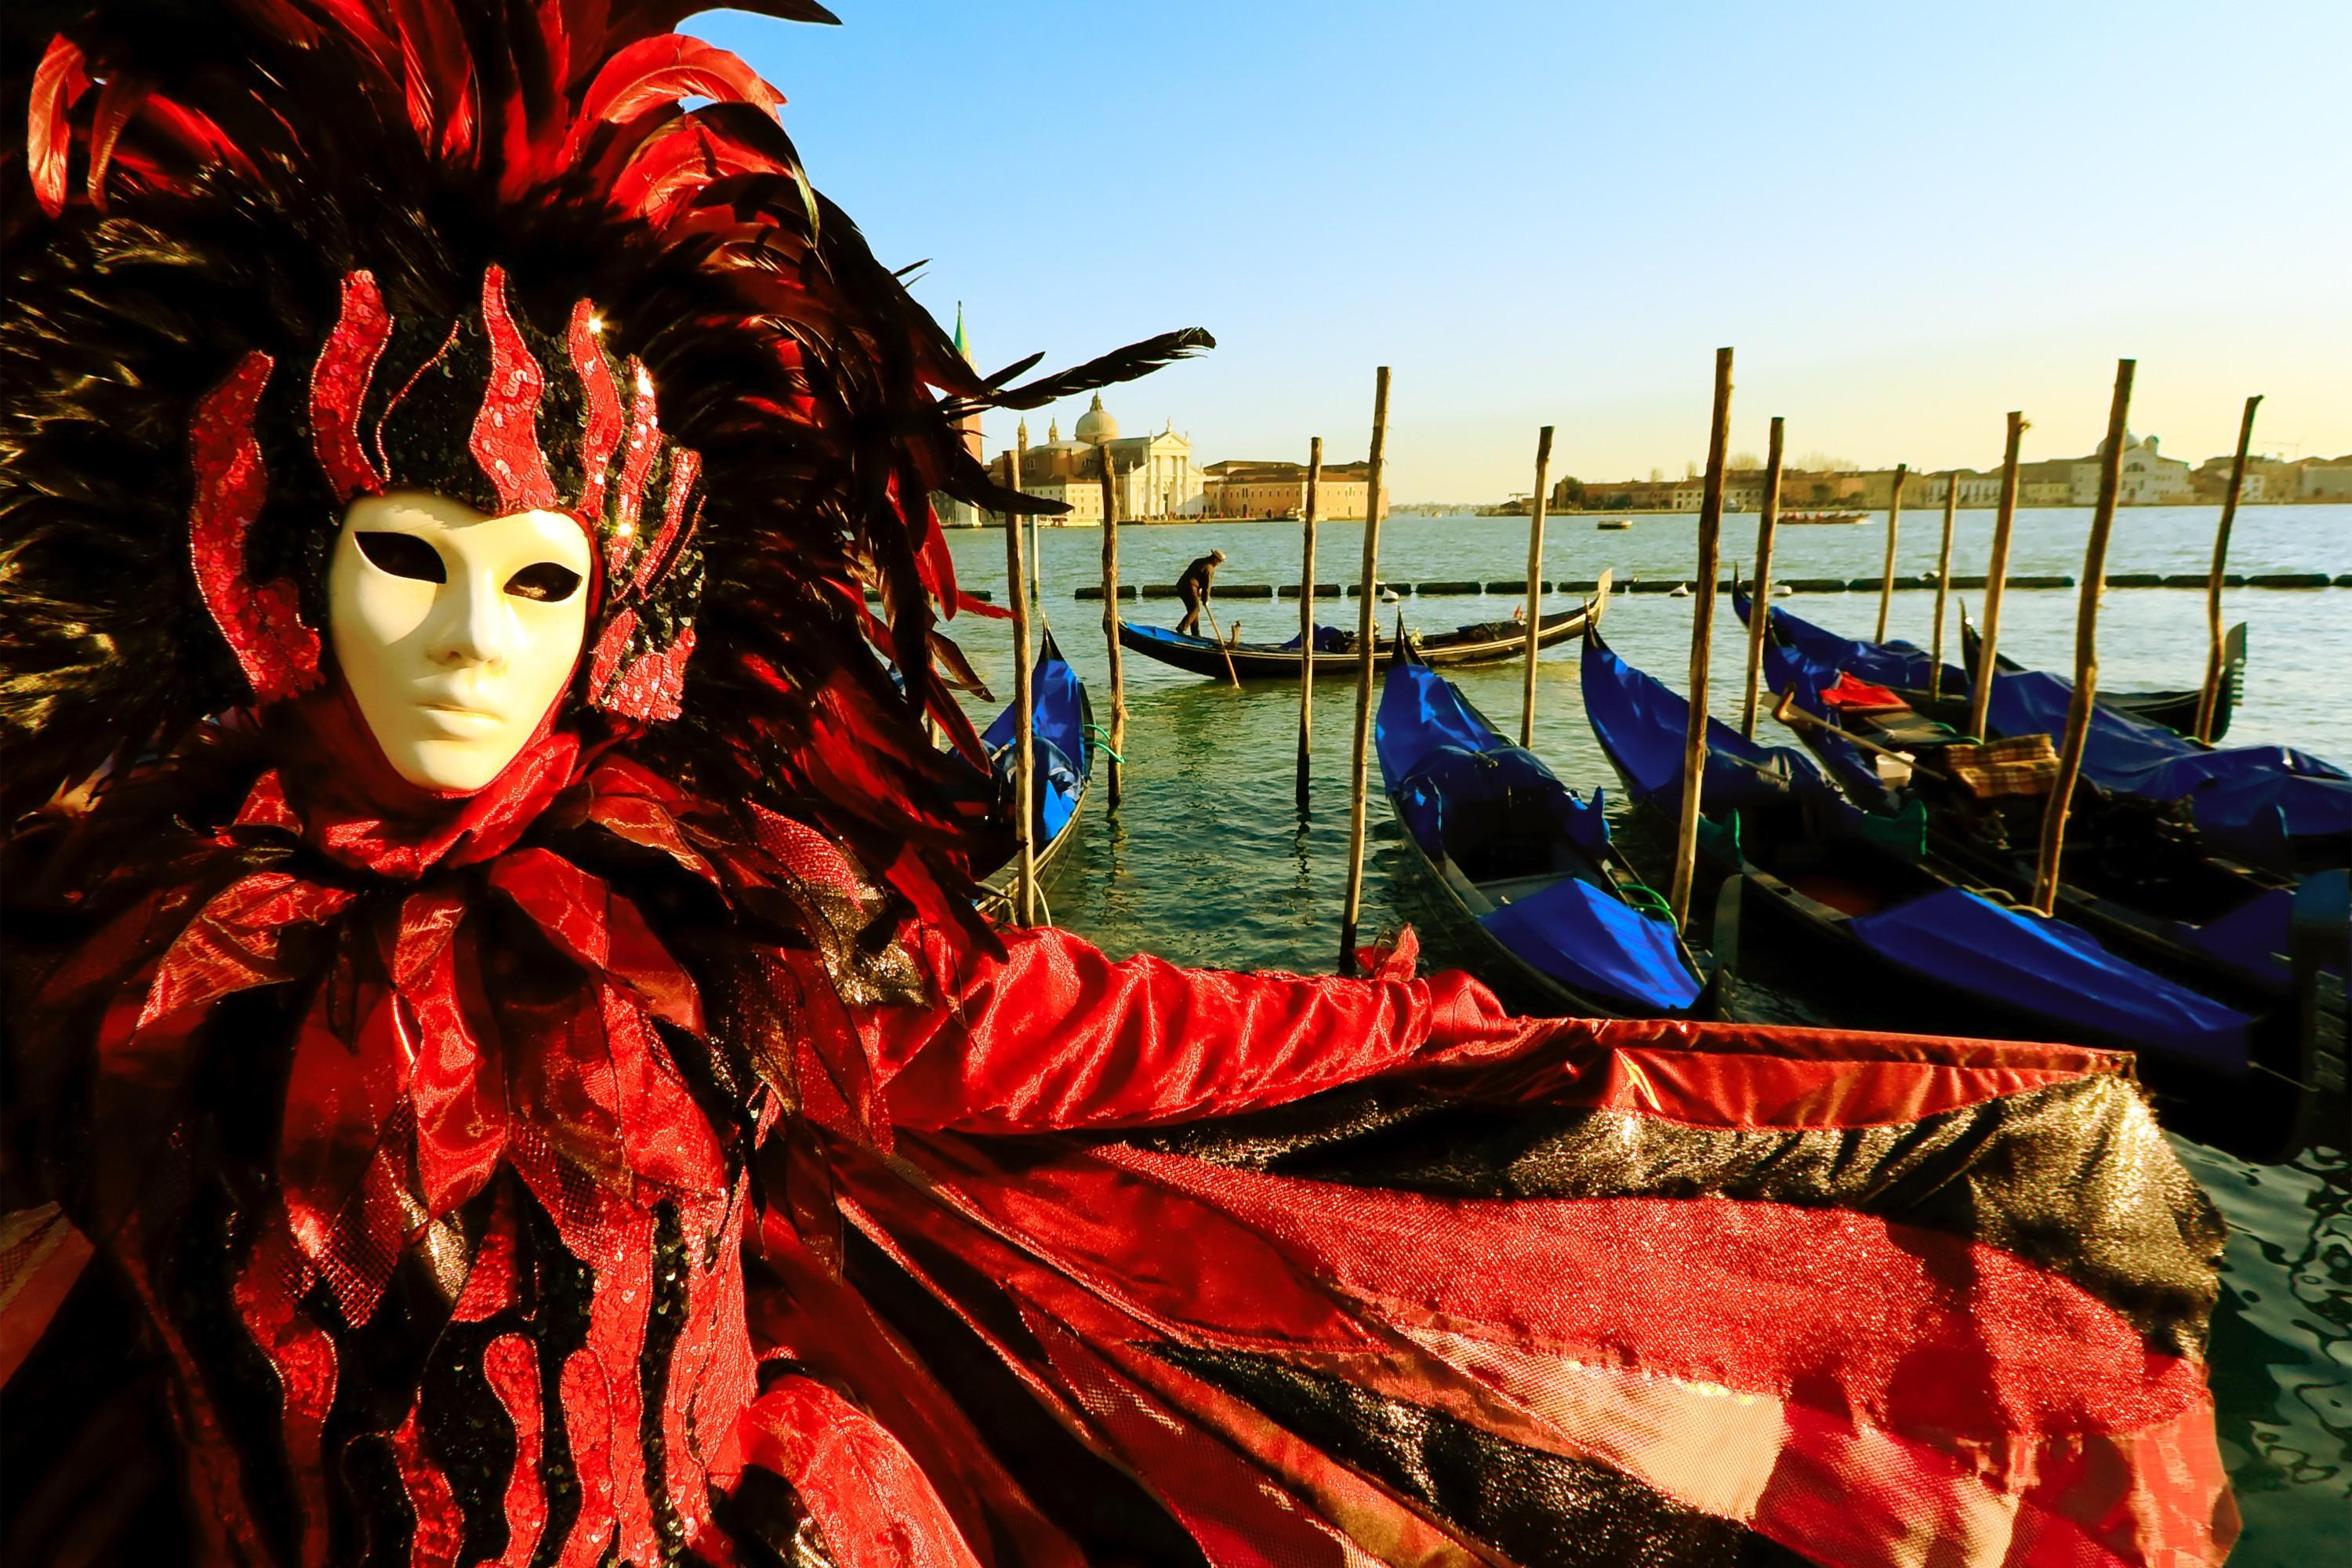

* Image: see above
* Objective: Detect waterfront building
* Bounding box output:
[986,395,1206,524]
[1202,459,1384,520]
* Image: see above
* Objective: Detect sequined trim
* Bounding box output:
[470,266,560,515]
[568,299,625,525]
[310,270,392,501]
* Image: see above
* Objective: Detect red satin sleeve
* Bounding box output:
[873,925,1535,1134]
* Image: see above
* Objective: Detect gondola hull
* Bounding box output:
[1580,627,2326,1163]
[975,630,1094,916]
[1118,604,1590,681]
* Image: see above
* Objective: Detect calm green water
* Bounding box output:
[945,504,2352,1560]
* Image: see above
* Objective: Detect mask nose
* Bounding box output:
[426,567,509,670]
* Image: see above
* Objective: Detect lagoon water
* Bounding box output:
[943,503,2350,1560]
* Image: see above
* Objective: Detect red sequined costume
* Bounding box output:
[2,5,2233,1565]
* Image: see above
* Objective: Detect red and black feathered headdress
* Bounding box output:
[1,0,1206,904]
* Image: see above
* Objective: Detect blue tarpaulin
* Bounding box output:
[983,652,1087,840]
[1377,665,1610,859]
[1579,635,1837,816]
[1984,670,2350,859]
[1733,589,1966,695]
[1480,877,1703,1011]
[1846,887,2255,1075]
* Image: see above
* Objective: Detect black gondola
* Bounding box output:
[1374,646,1712,1018]
[1118,604,1592,681]
[973,629,1094,918]
[1581,622,2328,1163]
[1961,608,2244,741]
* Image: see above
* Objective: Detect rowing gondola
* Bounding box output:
[1581,622,2326,1163]
[1117,604,1591,681]
[973,629,1094,919]
[1375,649,1711,1018]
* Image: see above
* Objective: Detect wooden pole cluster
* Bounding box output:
[1297,437,1323,809]
[1928,470,1961,703]
[1739,416,1785,740]
[1339,367,1392,975]
[1875,462,1908,644]
[1966,412,2028,740]
[1001,449,1037,924]
[1517,426,1555,748]
[2033,360,2135,915]
[1670,348,1734,931]
[1098,445,1126,809]
[2196,395,2261,743]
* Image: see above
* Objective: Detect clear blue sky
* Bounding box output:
[696,2,2350,499]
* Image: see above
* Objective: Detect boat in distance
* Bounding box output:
[1782,510,1869,525]
[1117,604,1592,681]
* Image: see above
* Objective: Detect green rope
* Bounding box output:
[1083,724,1125,764]
[1618,881,1674,921]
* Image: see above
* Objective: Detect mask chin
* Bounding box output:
[325,491,593,794]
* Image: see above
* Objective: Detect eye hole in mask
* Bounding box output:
[354,530,447,583]
[504,562,584,603]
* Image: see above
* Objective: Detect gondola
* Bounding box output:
[1117,603,1591,681]
[1731,584,2245,741]
[973,629,1094,918]
[1751,630,2346,1162]
[1375,648,1711,1018]
[1962,608,2245,740]
[1580,621,2323,1162]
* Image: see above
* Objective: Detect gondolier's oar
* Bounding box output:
[1201,601,1242,688]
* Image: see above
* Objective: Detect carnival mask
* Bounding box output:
[186,267,706,761]
[328,492,591,791]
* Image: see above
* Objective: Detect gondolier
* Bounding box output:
[1175,546,1227,634]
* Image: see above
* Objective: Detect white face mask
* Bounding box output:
[327,492,592,793]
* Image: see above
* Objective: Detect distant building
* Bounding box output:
[1202,458,1385,520]
[993,395,1205,522]
[2104,434,2194,504]
[2300,457,2352,500]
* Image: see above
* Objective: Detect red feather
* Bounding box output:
[562,34,783,169]
[27,34,93,218]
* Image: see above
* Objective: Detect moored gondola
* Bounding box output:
[1730,584,2245,741]
[1118,604,1590,681]
[1375,651,1711,1018]
[1962,608,2245,741]
[1581,623,2326,1163]
[973,629,1094,917]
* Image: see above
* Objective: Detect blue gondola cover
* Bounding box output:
[1479,879,1703,1011]
[1844,887,2255,1075]
[983,654,1087,839]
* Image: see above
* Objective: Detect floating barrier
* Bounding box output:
[1067,572,2342,601]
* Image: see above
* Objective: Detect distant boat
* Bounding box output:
[1667,583,1690,598]
[1595,517,1633,531]
[1116,604,1592,681]
[1783,510,1868,525]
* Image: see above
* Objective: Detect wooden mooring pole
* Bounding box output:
[1739,415,1785,740]
[1966,412,2028,741]
[1518,426,1555,748]
[2196,395,2261,743]
[1297,437,1323,809]
[1098,445,1126,809]
[1002,449,1036,924]
[1928,470,1961,704]
[1875,462,1908,644]
[1671,348,1734,931]
[1339,367,1392,975]
[2033,360,2134,916]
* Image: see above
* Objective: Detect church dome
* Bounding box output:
[1074,394,1120,445]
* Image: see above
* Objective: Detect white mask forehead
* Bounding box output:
[327,491,593,793]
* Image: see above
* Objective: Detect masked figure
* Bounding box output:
[2,5,2233,1566]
